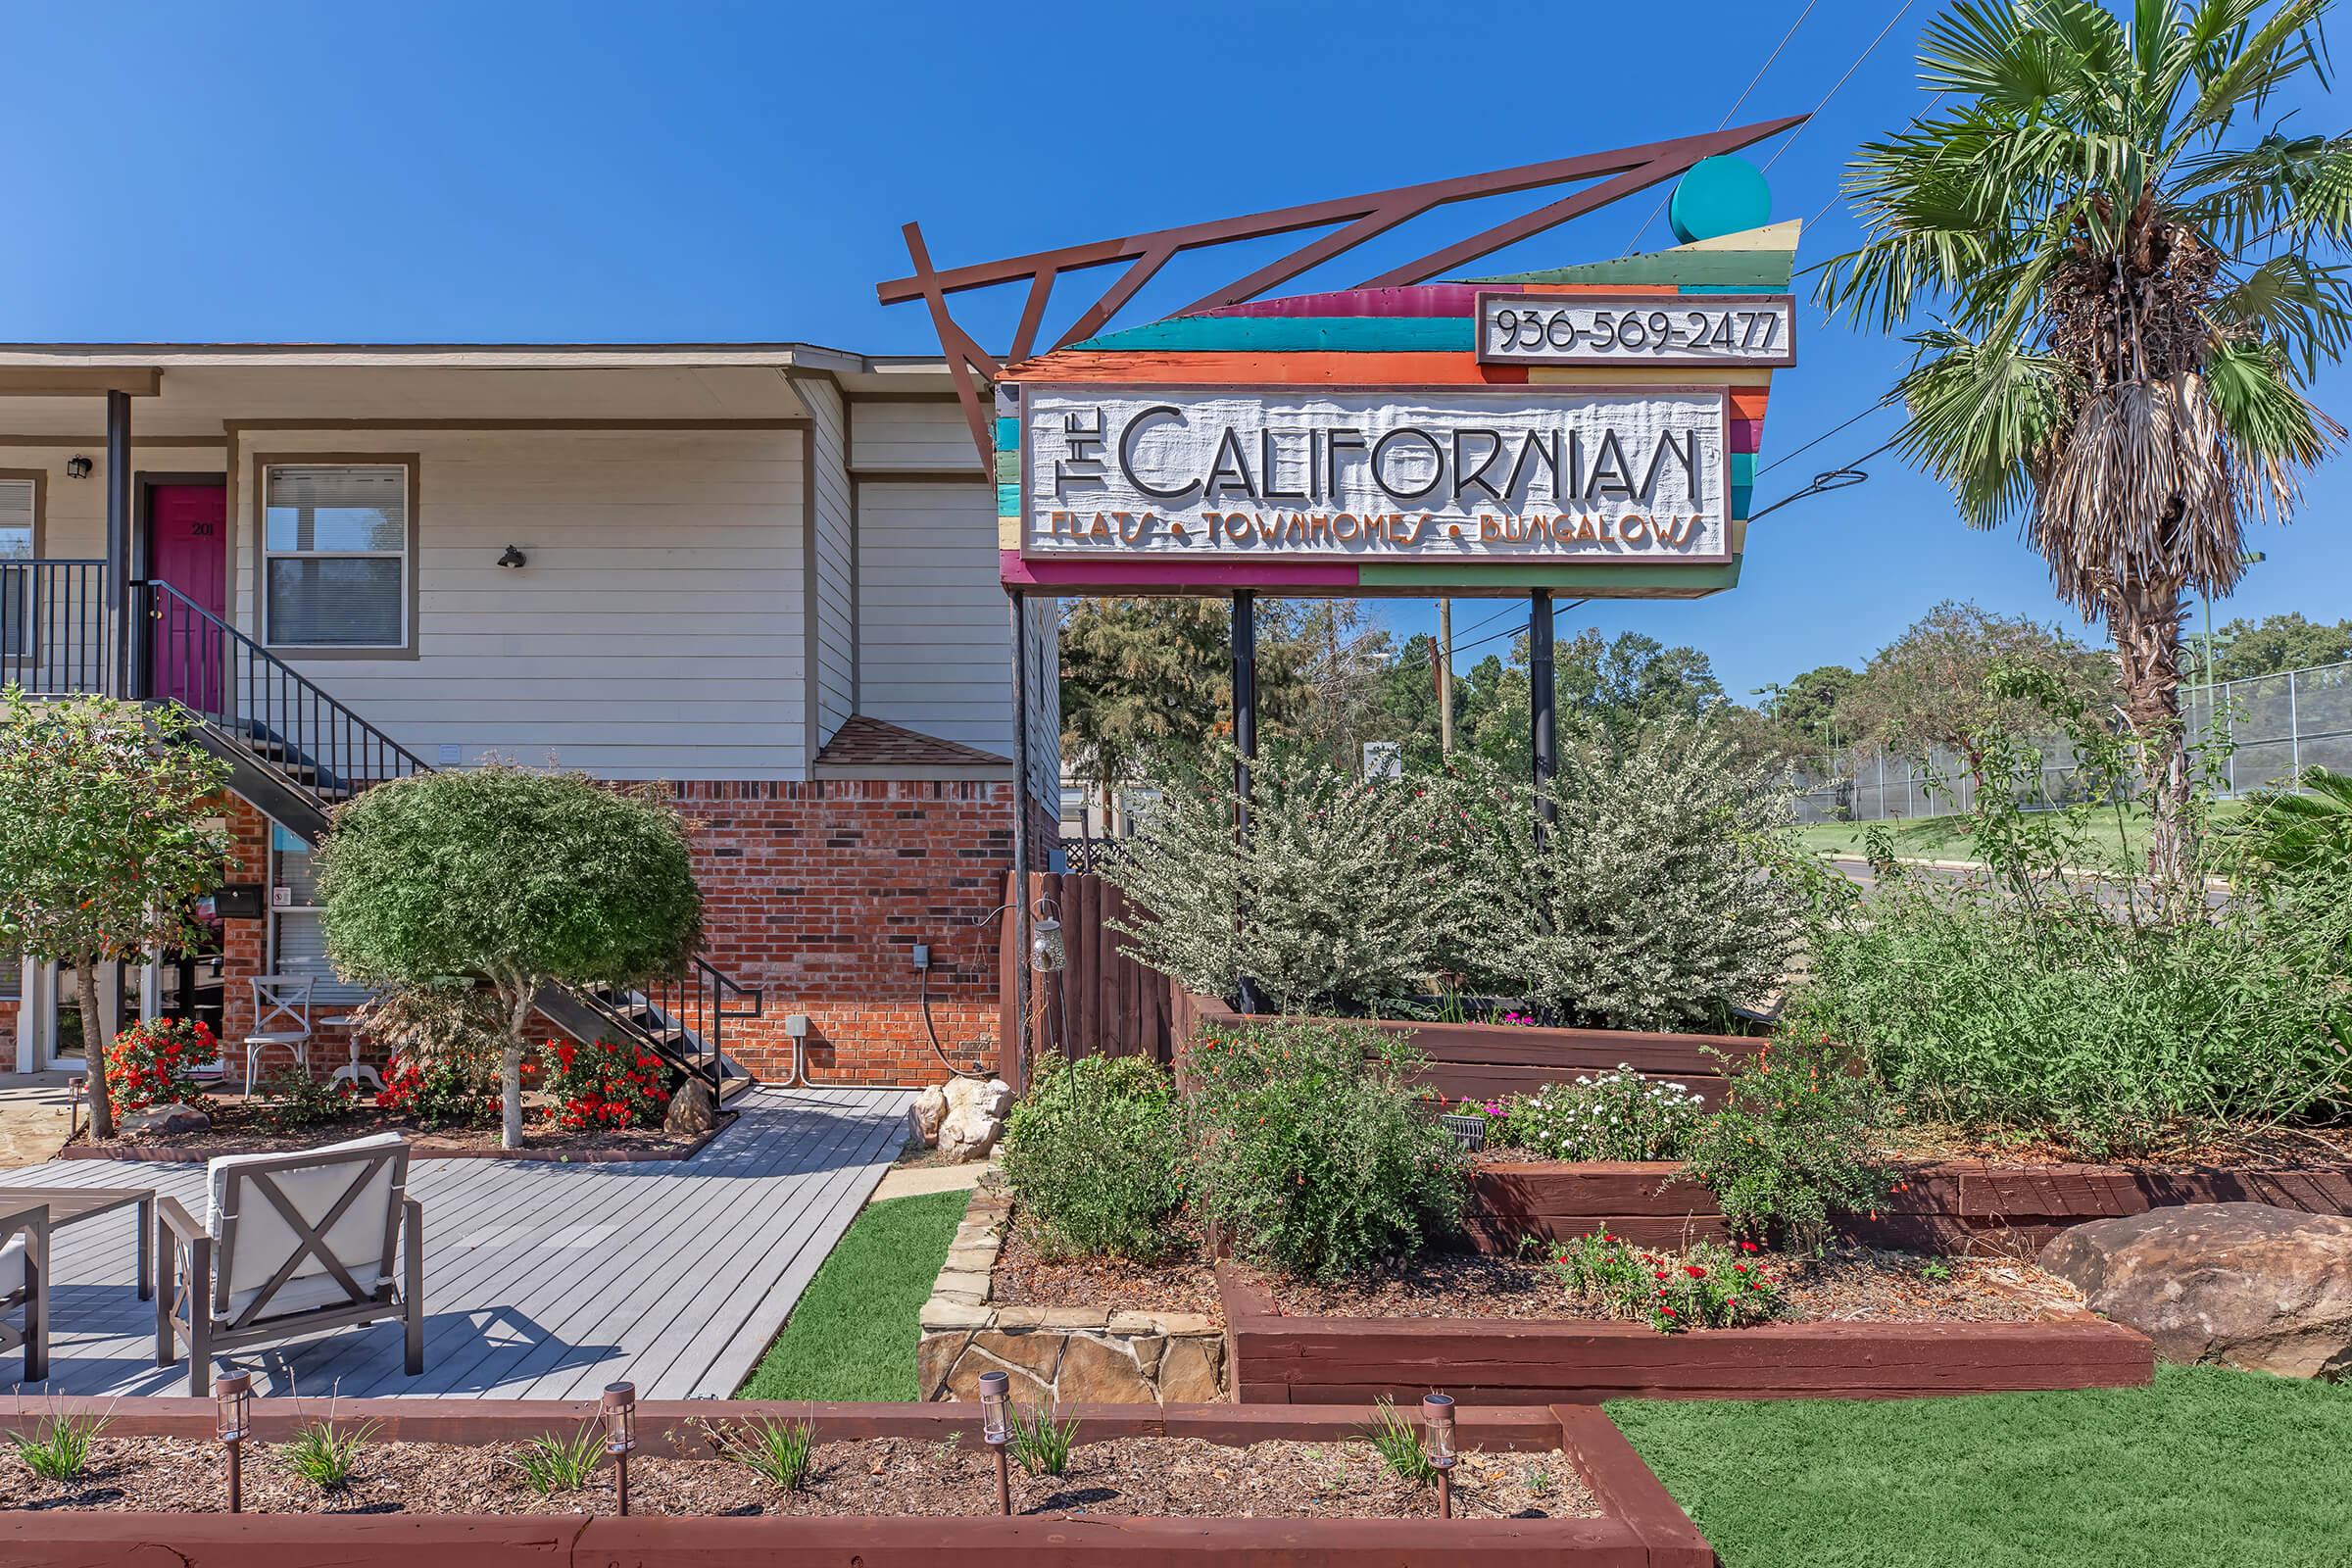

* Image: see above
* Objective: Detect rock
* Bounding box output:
[663,1080,717,1138]
[972,1329,1067,1383]
[119,1102,209,1139]
[1156,1336,1225,1403]
[2041,1202,2352,1379]
[1054,1336,1154,1403]
[907,1085,949,1148]
[916,1331,969,1399]
[937,1076,1013,1162]
[944,1348,1045,1402]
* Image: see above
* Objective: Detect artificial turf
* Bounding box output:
[1608,1364,2352,1568]
[734,1187,971,1402]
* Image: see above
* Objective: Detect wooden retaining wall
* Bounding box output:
[1461,1158,2352,1256]
[0,1395,1713,1568]
[1174,994,1763,1107]
[1218,1267,2153,1405]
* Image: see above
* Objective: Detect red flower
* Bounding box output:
[1685,1265,1706,1279]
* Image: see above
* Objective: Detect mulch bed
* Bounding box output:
[990,1221,1224,1322]
[1885,1121,2352,1170]
[0,1436,1593,1520]
[66,1099,709,1163]
[1241,1244,2083,1325]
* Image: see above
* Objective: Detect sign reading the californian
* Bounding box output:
[1021,385,1730,563]
[1476,291,1795,368]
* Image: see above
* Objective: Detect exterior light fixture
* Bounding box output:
[65,455,92,479]
[1422,1393,1457,1518]
[1028,913,1065,974]
[978,1368,1012,1515]
[496,545,528,570]
[602,1381,638,1516]
[216,1370,254,1514]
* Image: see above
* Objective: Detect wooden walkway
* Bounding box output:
[6,1085,910,1400]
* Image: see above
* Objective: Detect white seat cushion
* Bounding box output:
[0,1235,23,1302]
[206,1131,408,1322]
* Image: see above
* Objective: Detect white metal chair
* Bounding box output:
[156,1131,423,1396]
[243,975,315,1092]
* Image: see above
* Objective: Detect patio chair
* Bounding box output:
[243,974,315,1091]
[155,1131,423,1396]
[0,1200,49,1382]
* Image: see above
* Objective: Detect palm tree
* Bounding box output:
[1820,0,2351,893]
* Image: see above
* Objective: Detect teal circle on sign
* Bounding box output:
[1668,156,1771,244]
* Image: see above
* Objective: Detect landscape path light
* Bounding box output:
[1422,1393,1457,1519]
[602,1381,637,1516]
[216,1369,253,1514]
[979,1368,1012,1515]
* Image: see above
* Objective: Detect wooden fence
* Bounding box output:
[996,870,1174,1090]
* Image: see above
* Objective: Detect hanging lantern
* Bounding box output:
[1028,915,1066,974]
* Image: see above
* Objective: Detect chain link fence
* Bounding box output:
[1790,658,2352,825]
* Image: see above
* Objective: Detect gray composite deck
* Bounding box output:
[6,1084,911,1399]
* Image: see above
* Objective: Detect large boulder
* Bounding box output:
[663,1079,717,1138]
[2040,1202,2352,1379]
[906,1084,949,1148]
[118,1102,210,1139]
[937,1076,1013,1162]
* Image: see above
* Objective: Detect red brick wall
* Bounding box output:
[207,777,1052,1089]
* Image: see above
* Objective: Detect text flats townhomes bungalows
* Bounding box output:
[0,343,1056,1087]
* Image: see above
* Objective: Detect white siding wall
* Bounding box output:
[849,400,983,474]
[854,479,1010,756]
[238,428,808,780]
[798,379,857,746]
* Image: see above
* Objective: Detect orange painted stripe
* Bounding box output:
[1007,351,1530,385]
[1730,386,1768,419]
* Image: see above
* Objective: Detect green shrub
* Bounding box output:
[999,1054,1186,1260]
[1680,1030,1889,1250]
[1494,1068,1708,1161]
[1181,1018,1465,1282]
[1102,744,1472,1012]
[1537,1230,1781,1333]
[1443,724,1806,1030]
[261,1067,363,1133]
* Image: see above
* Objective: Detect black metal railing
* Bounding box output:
[606,956,763,1104]
[0,560,110,698]
[131,579,432,803]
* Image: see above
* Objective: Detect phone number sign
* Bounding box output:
[1477,290,1795,368]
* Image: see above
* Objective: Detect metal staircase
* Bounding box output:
[130,579,759,1103]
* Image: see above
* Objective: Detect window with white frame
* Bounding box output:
[270,832,368,1004]
[0,476,32,658]
[263,463,411,649]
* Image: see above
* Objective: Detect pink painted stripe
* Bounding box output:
[1200,284,1503,319]
[1001,550,1358,589]
[1733,416,1764,454]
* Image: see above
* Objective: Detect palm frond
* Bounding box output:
[2209,252,2352,372]
[1894,330,2072,529]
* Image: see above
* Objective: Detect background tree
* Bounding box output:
[1757,664,1862,755]
[318,763,702,1149]
[1840,601,2114,787]
[1460,627,1730,767]
[1820,0,2350,890]
[0,690,229,1140]
[2207,609,2352,678]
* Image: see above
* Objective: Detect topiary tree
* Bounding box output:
[0,688,231,1141]
[317,763,702,1149]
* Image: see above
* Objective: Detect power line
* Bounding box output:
[1764,0,1917,172]
[1756,394,1899,476]
[1623,0,1820,254]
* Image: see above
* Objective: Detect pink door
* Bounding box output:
[148,484,226,711]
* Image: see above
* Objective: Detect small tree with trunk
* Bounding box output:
[0,689,231,1141]
[317,763,702,1150]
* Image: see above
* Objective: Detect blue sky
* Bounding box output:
[3,0,2344,700]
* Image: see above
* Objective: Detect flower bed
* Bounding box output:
[1173,993,1764,1109]
[0,1395,1716,1567]
[1462,1156,2352,1256]
[1216,1262,2152,1405]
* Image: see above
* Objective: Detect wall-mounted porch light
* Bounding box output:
[496,546,528,570]
[65,456,92,479]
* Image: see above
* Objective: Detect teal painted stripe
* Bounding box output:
[998,483,1020,515]
[1731,483,1752,515]
[995,416,1019,451]
[1730,453,1755,487]
[995,450,1019,484]
[1073,316,1473,353]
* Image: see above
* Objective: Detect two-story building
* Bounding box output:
[0,342,1058,1087]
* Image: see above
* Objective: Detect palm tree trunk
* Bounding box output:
[2111,579,2192,893]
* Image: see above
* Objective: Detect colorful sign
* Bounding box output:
[1021,384,1730,564]
[1476,292,1795,368]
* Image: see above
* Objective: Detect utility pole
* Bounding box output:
[1437,599,1455,754]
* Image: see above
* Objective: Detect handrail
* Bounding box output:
[131,578,433,792]
[0,560,111,698]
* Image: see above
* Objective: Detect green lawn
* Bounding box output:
[734,1188,970,1401]
[1794,802,2247,866]
[1609,1365,2352,1568]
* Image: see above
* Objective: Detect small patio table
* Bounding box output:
[0,1186,155,1301]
